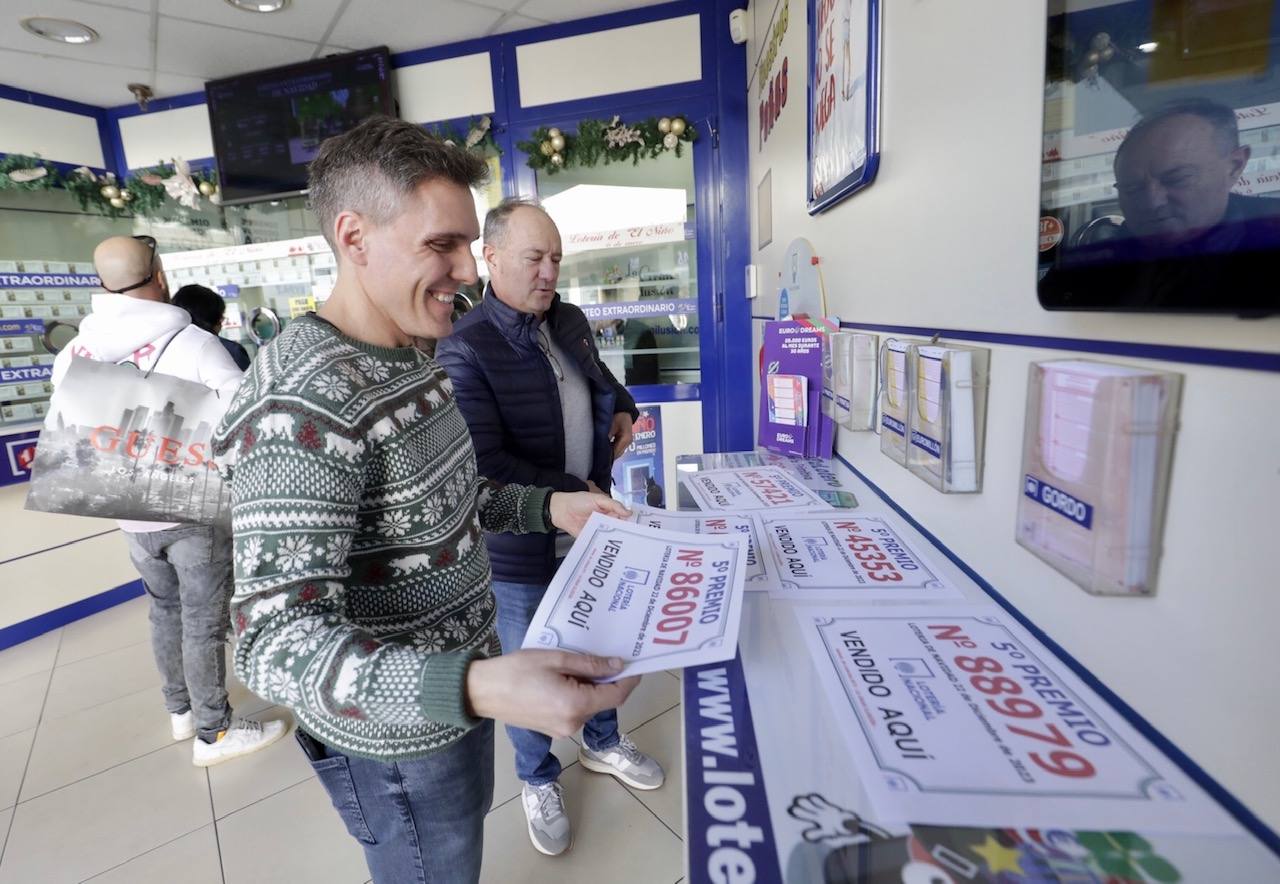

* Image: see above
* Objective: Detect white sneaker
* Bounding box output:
[192,718,288,767]
[579,734,665,790]
[520,781,572,856]
[170,710,195,741]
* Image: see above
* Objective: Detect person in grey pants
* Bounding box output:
[52,234,285,766]
[124,524,234,743]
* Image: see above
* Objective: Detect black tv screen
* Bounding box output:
[205,47,394,205]
[1037,1,1280,316]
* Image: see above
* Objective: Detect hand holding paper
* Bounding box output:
[549,491,631,537]
[465,650,640,739]
[522,512,749,680]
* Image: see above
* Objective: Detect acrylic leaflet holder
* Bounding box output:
[833,332,878,430]
[1015,359,1182,596]
[905,344,990,493]
[878,338,913,465]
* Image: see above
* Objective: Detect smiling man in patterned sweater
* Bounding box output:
[211,116,637,884]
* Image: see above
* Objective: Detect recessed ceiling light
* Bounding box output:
[224,0,290,11]
[1138,42,1159,53]
[20,17,99,45]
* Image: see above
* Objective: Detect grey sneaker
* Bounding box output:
[520,780,571,856]
[578,734,665,791]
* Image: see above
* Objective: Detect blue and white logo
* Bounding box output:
[909,430,942,458]
[1024,475,1093,529]
[881,414,906,437]
[621,567,652,586]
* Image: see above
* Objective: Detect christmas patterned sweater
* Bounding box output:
[212,315,551,761]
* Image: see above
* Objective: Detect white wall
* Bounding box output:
[747,0,1280,829]
[0,98,103,168]
[118,104,214,170]
[395,53,495,124]
[516,14,702,107]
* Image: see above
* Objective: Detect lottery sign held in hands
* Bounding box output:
[522,513,749,680]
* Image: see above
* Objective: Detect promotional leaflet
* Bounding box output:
[523,513,749,680]
[680,466,832,512]
[628,506,774,590]
[761,514,958,599]
[792,604,1236,833]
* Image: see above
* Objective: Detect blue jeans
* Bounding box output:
[124,524,233,742]
[297,721,495,884]
[492,577,620,785]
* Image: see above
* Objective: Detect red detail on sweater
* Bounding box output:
[299,583,320,602]
[298,421,322,449]
[433,549,455,568]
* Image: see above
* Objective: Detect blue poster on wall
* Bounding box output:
[0,429,40,487]
[611,406,665,508]
[807,0,882,214]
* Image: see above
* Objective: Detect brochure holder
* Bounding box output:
[1015,359,1182,596]
[878,338,913,465]
[835,332,878,430]
[821,333,836,419]
[906,343,990,493]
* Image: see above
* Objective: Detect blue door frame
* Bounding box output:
[506,96,727,446]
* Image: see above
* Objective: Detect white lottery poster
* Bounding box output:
[523,513,748,680]
[680,466,831,512]
[628,506,774,591]
[792,604,1236,833]
[761,513,958,599]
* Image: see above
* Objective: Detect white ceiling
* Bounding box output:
[0,0,670,109]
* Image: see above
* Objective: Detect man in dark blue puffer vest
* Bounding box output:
[436,199,665,858]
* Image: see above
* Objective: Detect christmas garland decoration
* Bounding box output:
[426,116,502,157]
[517,115,696,174]
[0,154,220,220]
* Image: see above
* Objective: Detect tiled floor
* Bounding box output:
[0,596,687,883]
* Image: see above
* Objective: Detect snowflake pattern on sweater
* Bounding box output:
[212,316,551,761]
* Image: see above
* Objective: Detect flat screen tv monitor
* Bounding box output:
[205,47,394,206]
[1038,1,1280,316]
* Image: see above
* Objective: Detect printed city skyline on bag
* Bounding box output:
[25,357,231,523]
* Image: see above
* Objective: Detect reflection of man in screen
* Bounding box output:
[1112,99,1280,257]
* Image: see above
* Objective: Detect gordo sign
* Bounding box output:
[795,606,1231,832]
[523,513,749,679]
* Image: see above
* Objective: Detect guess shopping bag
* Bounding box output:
[25,356,232,523]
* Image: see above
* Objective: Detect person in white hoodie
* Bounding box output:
[52,234,286,767]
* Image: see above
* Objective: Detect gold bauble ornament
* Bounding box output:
[109,197,126,209]
[658,117,672,134]
[547,127,562,139]
[121,190,134,202]
[550,152,565,167]
[662,132,679,150]
[540,140,554,157]
[100,184,120,200]
[550,134,566,152]
[670,117,687,136]
[198,181,215,196]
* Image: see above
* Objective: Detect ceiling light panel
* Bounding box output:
[19,17,99,44]
[3,1,151,67]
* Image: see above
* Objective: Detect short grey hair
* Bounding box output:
[483,197,551,247]
[307,115,488,249]
[1118,98,1240,163]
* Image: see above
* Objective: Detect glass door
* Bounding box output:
[510,103,721,460]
